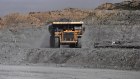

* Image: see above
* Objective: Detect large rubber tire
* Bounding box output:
[50,36,55,48]
[54,37,60,48]
[77,38,82,48]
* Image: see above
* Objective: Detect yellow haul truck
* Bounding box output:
[49,21,84,48]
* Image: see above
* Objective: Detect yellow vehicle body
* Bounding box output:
[49,21,84,48]
[55,30,81,44]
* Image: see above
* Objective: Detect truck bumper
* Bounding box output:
[60,41,77,45]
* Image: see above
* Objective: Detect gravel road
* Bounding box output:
[0,65,139,79]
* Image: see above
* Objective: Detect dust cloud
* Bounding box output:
[39,26,50,48]
[32,25,50,48]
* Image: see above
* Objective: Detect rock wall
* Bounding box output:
[95,0,140,10]
[0,8,90,29]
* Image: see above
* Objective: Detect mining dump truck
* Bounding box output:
[49,21,84,48]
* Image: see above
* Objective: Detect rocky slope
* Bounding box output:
[0,25,139,70]
[95,0,140,10]
[84,10,140,25]
[0,8,91,29]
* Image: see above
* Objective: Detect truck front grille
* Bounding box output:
[63,32,74,41]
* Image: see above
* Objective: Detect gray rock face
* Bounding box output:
[85,10,140,25]
[95,0,140,10]
[0,25,140,70]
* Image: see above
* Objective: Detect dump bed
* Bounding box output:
[49,22,84,33]
[52,22,83,27]
[52,22,83,24]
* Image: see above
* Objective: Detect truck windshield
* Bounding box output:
[74,26,82,30]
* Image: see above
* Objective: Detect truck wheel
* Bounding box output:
[77,38,82,48]
[50,36,55,48]
[54,37,60,48]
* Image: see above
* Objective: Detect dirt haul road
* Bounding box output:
[0,65,139,79]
